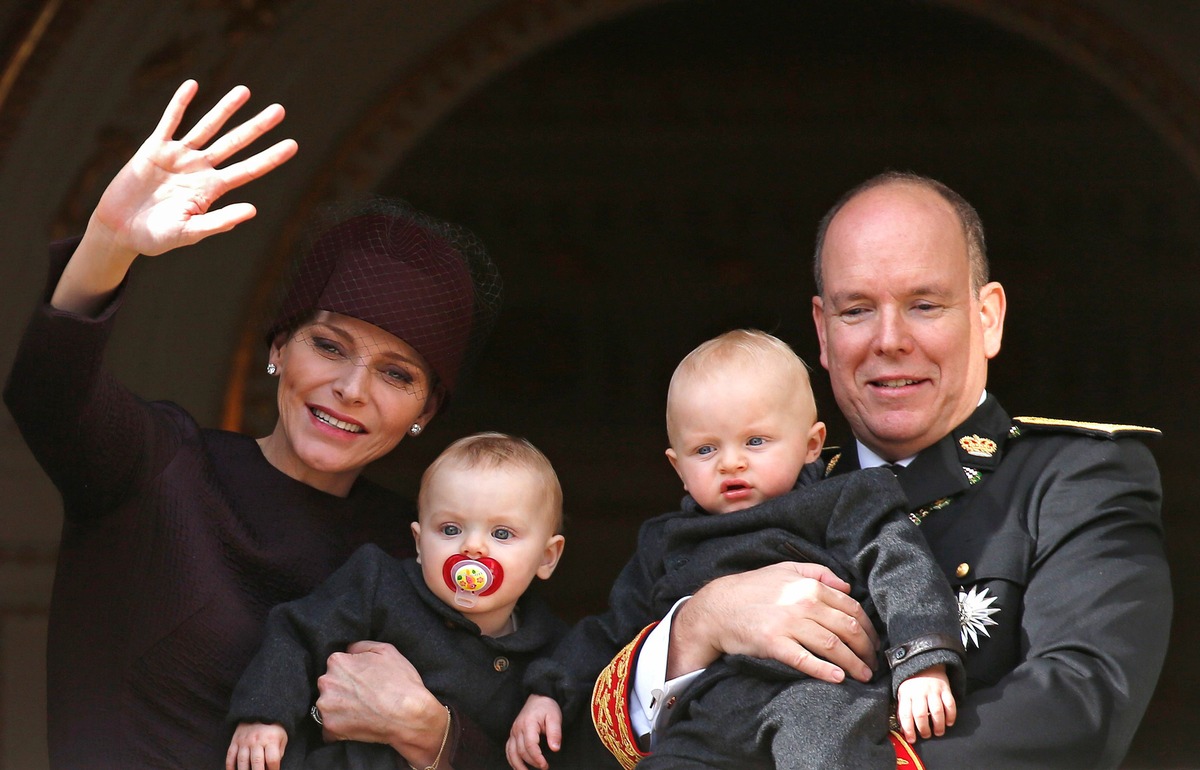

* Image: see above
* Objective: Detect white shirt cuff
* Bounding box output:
[629,597,705,743]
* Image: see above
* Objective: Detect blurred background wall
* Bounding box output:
[1,1,1197,766]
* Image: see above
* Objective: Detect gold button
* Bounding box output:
[956,563,970,578]
[493,656,510,672]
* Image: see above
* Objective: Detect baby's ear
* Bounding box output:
[536,534,566,580]
[665,448,686,488]
[410,521,422,564]
[805,421,827,463]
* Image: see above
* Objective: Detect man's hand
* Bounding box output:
[668,562,878,682]
[315,641,449,768]
[506,694,562,770]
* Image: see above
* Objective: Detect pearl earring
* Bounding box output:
[409,423,423,437]
[266,363,278,376]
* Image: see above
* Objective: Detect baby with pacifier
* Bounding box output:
[227,432,567,770]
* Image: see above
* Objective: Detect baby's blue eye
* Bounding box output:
[440,524,461,536]
[747,437,765,447]
[697,445,715,456]
[492,528,513,541]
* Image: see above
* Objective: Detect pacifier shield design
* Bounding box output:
[442,554,504,607]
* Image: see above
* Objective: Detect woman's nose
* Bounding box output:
[332,361,371,403]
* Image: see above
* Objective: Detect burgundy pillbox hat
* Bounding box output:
[267,199,501,402]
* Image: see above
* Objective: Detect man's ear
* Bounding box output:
[812,295,830,370]
[536,534,566,580]
[978,281,1007,360]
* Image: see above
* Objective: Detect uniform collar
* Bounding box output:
[827,395,1013,510]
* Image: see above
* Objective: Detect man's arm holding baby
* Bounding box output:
[666,562,879,681]
[590,561,879,763]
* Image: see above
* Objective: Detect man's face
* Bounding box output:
[811,182,1006,461]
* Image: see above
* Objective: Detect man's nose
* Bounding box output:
[875,307,913,355]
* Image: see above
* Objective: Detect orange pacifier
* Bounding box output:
[442,554,504,607]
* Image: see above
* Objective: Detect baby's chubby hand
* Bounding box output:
[226,721,288,770]
[896,664,956,744]
[506,694,563,770]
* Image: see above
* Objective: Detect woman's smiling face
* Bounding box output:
[259,311,438,496]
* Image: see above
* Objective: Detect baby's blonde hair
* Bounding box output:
[667,329,816,441]
[419,432,564,532]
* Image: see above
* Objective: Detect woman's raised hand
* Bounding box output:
[91,79,297,256]
[53,80,297,314]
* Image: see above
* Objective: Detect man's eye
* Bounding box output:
[440,524,461,536]
[747,437,765,447]
[492,528,513,541]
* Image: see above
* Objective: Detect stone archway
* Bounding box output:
[223,0,1200,429]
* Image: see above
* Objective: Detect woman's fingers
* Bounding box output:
[216,135,299,191]
[204,102,290,167]
[178,84,252,149]
[151,80,200,143]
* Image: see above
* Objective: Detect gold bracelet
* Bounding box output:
[408,705,452,770]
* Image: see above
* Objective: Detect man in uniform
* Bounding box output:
[591,172,1171,769]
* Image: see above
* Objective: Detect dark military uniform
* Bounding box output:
[823,395,1171,769]
[591,395,1170,769]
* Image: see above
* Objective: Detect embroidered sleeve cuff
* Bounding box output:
[889,730,926,769]
[592,624,656,769]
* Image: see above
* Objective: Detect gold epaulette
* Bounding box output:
[592,623,656,769]
[1012,416,1162,439]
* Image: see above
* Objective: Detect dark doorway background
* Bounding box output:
[362,0,1196,763]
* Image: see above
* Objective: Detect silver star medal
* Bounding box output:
[958,585,1000,648]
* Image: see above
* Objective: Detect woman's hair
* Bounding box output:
[419,432,564,533]
[266,198,502,408]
